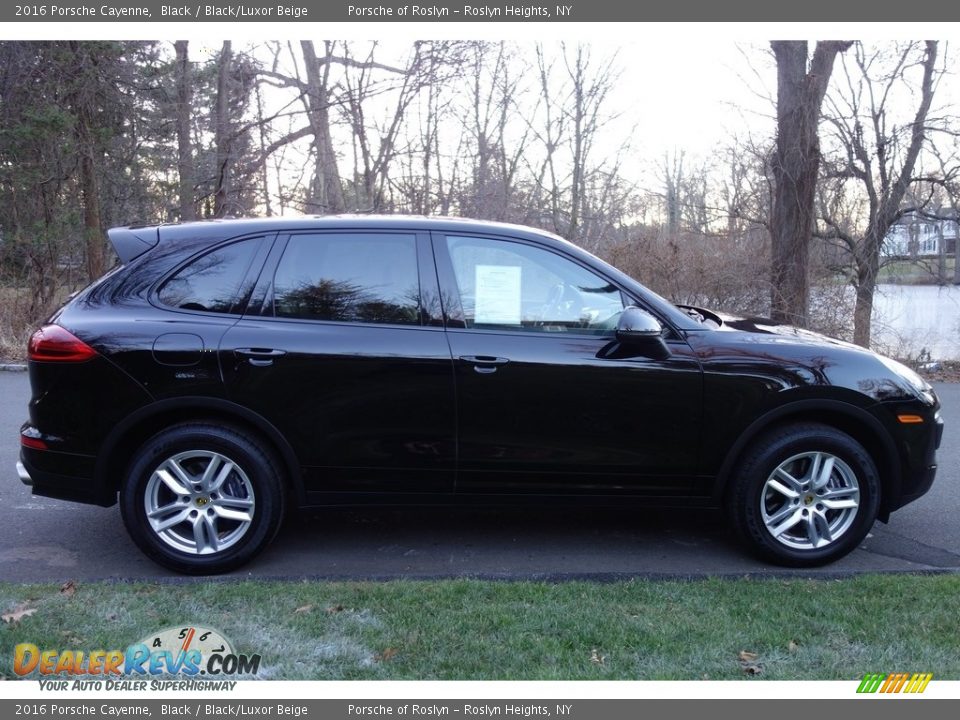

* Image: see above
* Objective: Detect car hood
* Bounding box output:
[712,312,866,351]
[681,309,935,404]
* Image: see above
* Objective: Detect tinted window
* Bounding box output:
[273,233,420,325]
[446,236,624,334]
[158,237,261,314]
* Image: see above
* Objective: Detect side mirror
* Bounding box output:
[616,306,663,344]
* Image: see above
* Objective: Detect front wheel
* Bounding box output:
[728,423,880,566]
[120,423,285,574]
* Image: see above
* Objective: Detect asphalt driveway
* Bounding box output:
[1,369,958,582]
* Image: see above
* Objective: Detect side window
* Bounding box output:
[273,233,420,325]
[445,236,624,335]
[158,237,262,314]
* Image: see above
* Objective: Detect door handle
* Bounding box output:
[459,355,510,374]
[235,348,287,367]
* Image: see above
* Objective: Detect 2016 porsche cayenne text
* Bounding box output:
[17,216,942,573]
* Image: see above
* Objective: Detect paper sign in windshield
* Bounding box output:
[474,265,522,325]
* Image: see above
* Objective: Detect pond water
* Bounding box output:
[872,283,960,360]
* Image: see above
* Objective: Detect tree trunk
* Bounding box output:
[301,40,345,214]
[852,248,880,348]
[78,123,105,280]
[254,80,272,216]
[213,41,232,218]
[954,227,960,285]
[937,220,946,285]
[770,41,850,326]
[174,40,196,221]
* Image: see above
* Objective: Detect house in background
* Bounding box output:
[883,210,960,258]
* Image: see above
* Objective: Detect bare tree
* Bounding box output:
[662,150,684,236]
[817,41,940,347]
[769,40,852,327]
[527,43,621,244]
[298,41,346,214]
[340,42,457,211]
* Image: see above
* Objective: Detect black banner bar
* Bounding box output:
[0,0,955,23]
[3,699,960,719]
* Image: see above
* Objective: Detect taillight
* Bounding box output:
[20,435,48,450]
[28,325,97,362]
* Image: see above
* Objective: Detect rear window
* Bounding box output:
[157,237,262,314]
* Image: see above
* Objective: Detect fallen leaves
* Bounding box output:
[2,605,37,624]
[374,647,398,662]
[738,650,763,675]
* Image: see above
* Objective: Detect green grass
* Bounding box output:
[878,257,957,284]
[2,575,959,680]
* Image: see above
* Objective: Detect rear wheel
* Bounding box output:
[728,423,880,566]
[121,423,285,574]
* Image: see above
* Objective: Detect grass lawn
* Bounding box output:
[2,575,958,681]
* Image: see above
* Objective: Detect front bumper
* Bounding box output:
[885,406,943,514]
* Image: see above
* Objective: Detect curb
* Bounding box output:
[0,363,27,372]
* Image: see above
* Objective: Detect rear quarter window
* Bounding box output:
[157,237,262,314]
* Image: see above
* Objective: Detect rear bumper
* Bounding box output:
[18,446,115,507]
[16,460,31,486]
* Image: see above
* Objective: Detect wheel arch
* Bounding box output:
[94,397,305,506]
[714,399,901,520]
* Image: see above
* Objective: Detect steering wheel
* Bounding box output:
[534,282,583,327]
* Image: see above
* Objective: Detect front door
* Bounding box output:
[434,232,703,495]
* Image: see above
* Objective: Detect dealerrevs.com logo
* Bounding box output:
[14,625,260,689]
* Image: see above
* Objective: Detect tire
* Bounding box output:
[727,423,880,567]
[120,422,286,575]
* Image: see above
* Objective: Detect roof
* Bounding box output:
[110,214,573,264]
[145,214,564,241]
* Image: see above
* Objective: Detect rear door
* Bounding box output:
[219,229,456,497]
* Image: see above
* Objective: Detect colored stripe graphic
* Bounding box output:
[857,673,885,693]
[906,673,933,693]
[857,672,932,693]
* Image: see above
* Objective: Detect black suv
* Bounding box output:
[17,216,942,573]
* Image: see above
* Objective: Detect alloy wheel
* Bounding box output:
[144,450,256,556]
[760,451,860,550]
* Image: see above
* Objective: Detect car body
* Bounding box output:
[17,216,943,573]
